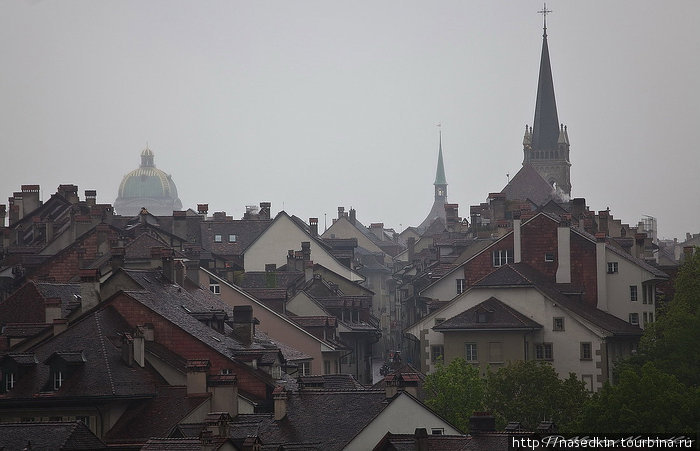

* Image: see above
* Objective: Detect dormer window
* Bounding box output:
[5,372,15,391]
[43,351,85,392]
[53,371,64,390]
[0,353,38,394]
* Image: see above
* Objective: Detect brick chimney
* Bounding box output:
[21,185,41,215]
[57,184,79,204]
[301,242,311,261]
[207,376,238,417]
[556,221,571,284]
[444,203,459,228]
[80,269,101,312]
[337,206,345,220]
[273,386,288,420]
[45,297,62,324]
[259,202,271,220]
[111,247,125,272]
[598,210,609,236]
[304,260,314,282]
[122,330,146,368]
[84,190,97,207]
[595,233,608,311]
[0,204,6,228]
[231,305,256,345]
[197,204,209,217]
[309,218,318,237]
[348,208,356,225]
[513,218,522,263]
[186,359,210,395]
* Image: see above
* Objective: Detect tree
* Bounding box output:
[636,249,700,386]
[485,360,588,432]
[576,362,700,433]
[423,358,485,432]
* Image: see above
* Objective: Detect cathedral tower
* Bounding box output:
[522,8,571,196]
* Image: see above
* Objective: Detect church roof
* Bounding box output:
[531,25,560,151]
[501,164,555,205]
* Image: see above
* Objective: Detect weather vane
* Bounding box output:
[537,3,552,35]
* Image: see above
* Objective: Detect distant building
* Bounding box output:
[417,131,448,234]
[114,147,182,216]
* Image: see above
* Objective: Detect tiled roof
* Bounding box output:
[474,263,643,336]
[297,374,365,390]
[104,386,210,445]
[230,390,388,450]
[1,323,50,338]
[0,305,161,402]
[236,271,304,289]
[434,297,543,331]
[201,219,272,256]
[242,287,288,301]
[123,232,178,259]
[0,421,107,450]
[289,316,337,328]
[501,163,555,206]
[35,282,82,317]
[375,431,520,451]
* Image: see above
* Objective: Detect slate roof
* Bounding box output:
[0,305,162,403]
[501,164,555,206]
[297,374,365,390]
[104,386,210,446]
[35,282,82,317]
[0,421,107,450]
[200,218,272,256]
[473,263,643,336]
[236,271,304,289]
[1,323,50,339]
[373,431,521,451]
[230,390,389,450]
[434,297,543,331]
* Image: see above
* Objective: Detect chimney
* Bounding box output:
[197,204,209,218]
[137,323,155,342]
[598,210,609,236]
[52,318,68,336]
[111,247,125,272]
[79,269,101,312]
[273,386,288,420]
[488,193,506,220]
[265,263,277,272]
[384,374,398,399]
[121,333,135,366]
[10,192,23,224]
[287,250,295,269]
[208,375,238,417]
[415,428,428,451]
[513,218,522,263]
[370,223,384,240]
[595,233,608,311]
[556,222,571,284]
[309,218,318,237]
[161,248,176,283]
[0,204,6,228]
[204,412,234,439]
[301,241,311,261]
[469,412,496,435]
[349,208,356,225]
[572,198,586,224]
[337,206,345,220]
[232,305,255,345]
[304,260,314,282]
[45,297,62,324]
[185,257,201,286]
[259,202,271,220]
[407,237,415,264]
[84,190,97,206]
[444,203,459,228]
[133,328,145,367]
[21,185,41,215]
[186,359,210,395]
[57,184,79,204]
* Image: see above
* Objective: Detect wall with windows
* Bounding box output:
[441,330,528,376]
[603,249,658,329]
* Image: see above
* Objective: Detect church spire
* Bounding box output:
[531,3,559,152]
[434,129,447,186]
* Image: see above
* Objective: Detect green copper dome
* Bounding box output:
[114,147,182,216]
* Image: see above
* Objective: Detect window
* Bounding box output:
[53,371,64,390]
[465,343,478,362]
[431,345,444,364]
[544,253,555,262]
[581,374,594,392]
[299,361,311,376]
[607,262,618,274]
[214,234,222,243]
[580,342,592,360]
[431,428,444,435]
[456,279,466,295]
[630,285,638,302]
[228,234,237,243]
[209,283,220,295]
[489,342,503,363]
[649,312,654,323]
[221,368,233,375]
[492,249,514,267]
[643,284,654,304]
[5,372,15,392]
[323,360,331,375]
[629,313,639,326]
[476,311,489,323]
[553,317,565,331]
[535,343,553,360]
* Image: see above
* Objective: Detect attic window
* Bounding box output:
[492,249,513,267]
[4,372,15,392]
[544,253,555,262]
[228,234,237,243]
[607,262,618,274]
[53,371,64,390]
[214,234,222,243]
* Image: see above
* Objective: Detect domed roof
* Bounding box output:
[114,147,182,216]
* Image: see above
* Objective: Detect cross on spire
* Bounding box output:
[538,3,552,36]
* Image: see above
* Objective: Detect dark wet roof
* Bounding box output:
[201,219,273,256]
[35,282,82,317]
[474,263,643,336]
[501,164,555,206]
[434,297,543,331]
[237,271,304,289]
[0,421,107,450]
[0,306,161,401]
[105,386,210,445]
[297,374,365,390]
[1,323,50,338]
[230,390,388,450]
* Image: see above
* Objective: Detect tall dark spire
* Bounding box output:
[531,4,559,151]
[434,129,447,186]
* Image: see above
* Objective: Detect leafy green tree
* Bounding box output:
[576,362,700,433]
[637,249,700,387]
[423,358,485,432]
[485,360,588,432]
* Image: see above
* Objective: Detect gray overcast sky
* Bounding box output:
[1,1,698,240]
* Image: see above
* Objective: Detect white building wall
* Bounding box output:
[604,249,657,329]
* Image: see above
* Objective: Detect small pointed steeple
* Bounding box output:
[434,130,447,186]
[532,4,560,152]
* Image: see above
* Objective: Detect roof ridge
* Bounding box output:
[94,311,117,395]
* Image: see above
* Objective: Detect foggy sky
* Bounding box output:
[1,1,698,240]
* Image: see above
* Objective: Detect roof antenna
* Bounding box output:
[537,3,552,37]
[507,173,510,184]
